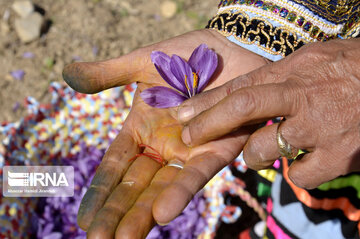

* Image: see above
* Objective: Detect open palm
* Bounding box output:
[63,29,267,239]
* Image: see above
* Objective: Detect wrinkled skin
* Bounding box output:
[178,38,360,189]
[63,29,268,239]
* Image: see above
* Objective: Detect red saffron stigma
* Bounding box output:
[128,144,167,166]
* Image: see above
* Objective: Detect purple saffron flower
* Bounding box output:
[92,46,99,56]
[72,56,82,61]
[10,69,25,80]
[23,52,35,58]
[140,44,218,108]
[12,102,20,112]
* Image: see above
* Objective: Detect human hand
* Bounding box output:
[178,38,360,189]
[63,29,268,238]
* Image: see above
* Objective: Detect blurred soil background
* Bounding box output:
[0,0,218,123]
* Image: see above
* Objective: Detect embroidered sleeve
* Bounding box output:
[206,0,360,61]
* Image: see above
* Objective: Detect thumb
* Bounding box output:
[62,48,150,94]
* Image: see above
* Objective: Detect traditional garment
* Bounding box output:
[207,0,360,61]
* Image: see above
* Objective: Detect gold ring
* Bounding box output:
[166,159,184,170]
[276,120,300,159]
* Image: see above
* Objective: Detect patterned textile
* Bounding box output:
[265,158,360,239]
[207,0,360,61]
[257,159,360,239]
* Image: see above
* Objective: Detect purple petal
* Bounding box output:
[140,86,187,108]
[188,44,208,70]
[151,51,187,93]
[22,52,35,58]
[92,46,99,56]
[188,44,218,93]
[72,56,82,61]
[147,227,161,239]
[170,55,194,97]
[43,232,62,239]
[12,102,20,112]
[10,70,25,80]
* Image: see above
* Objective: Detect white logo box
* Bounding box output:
[3,166,74,197]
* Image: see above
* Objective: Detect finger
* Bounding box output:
[243,123,280,170]
[286,150,338,189]
[182,82,300,146]
[114,160,183,239]
[154,153,223,224]
[62,49,149,94]
[87,152,163,239]
[288,135,360,189]
[177,60,287,123]
[243,121,316,170]
[77,130,138,230]
[153,128,250,224]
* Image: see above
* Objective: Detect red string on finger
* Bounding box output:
[128,144,167,166]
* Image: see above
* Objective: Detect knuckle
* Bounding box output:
[281,122,306,145]
[122,174,144,188]
[229,74,252,89]
[103,150,121,163]
[187,115,207,144]
[194,92,219,112]
[172,180,196,200]
[304,44,322,58]
[103,202,127,218]
[197,83,235,112]
[246,68,267,85]
[232,89,257,118]
[296,42,336,66]
[281,81,306,116]
[186,164,210,183]
[89,177,111,193]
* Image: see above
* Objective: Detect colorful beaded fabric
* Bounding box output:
[207,0,360,61]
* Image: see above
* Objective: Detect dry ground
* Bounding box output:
[0,0,218,122]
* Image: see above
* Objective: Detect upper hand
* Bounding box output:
[63,29,267,238]
[178,38,360,189]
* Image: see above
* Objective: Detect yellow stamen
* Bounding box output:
[192,72,199,94]
[184,73,199,97]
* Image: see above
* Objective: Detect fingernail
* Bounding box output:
[157,221,170,226]
[181,126,191,145]
[178,106,194,122]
